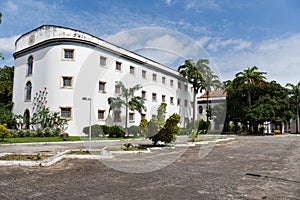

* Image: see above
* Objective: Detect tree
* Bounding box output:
[286,82,300,134]
[200,66,222,122]
[0,12,4,60]
[0,124,11,141]
[31,106,69,136]
[108,81,146,136]
[0,66,14,127]
[178,59,208,128]
[149,113,180,145]
[233,66,266,133]
[0,66,14,106]
[234,66,266,109]
[226,69,292,134]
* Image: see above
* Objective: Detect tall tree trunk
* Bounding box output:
[247,89,254,134]
[296,96,299,134]
[192,90,196,129]
[206,91,209,122]
[125,98,128,137]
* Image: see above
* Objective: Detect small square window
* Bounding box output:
[142,91,147,100]
[115,84,121,94]
[170,97,174,105]
[113,110,121,122]
[170,80,174,87]
[162,77,166,84]
[177,98,181,106]
[130,66,135,75]
[99,81,106,93]
[61,107,72,119]
[98,110,105,120]
[142,70,147,79]
[152,73,157,81]
[100,56,107,66]
[141,114,146,120]
[178,81,182,89]
[162,95,166,102]
[64,49,74,59]
[152,93,157,102]
[116,61,122,71]
[129,113,135,122]
[62,77,73,88]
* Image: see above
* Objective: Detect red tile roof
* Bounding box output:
[200,90,227,98]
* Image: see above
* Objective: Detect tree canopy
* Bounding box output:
[225,66,293,134]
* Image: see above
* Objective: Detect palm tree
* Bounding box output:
[286,82,300,134]
[234,66,266,109]
[178,59,208,128]
[199,66,222,122]
[108,81,146,136]
[233,66,266,133]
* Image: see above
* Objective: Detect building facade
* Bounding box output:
[197,90,227,131]
[13,25,194,136]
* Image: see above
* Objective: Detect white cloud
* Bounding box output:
[165,0,172,6]
[196,36,211,47]
[0,35,19,52]
[106,28,211,68]
[214,33,300,85]
[207,37,252,52]
[185,0,223,12]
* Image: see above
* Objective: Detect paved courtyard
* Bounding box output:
[0,135,299,199]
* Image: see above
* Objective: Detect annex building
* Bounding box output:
[12,25,196,136]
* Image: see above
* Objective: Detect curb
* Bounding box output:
[0,137,236,167]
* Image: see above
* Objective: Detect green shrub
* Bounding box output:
[149,113,180,145]
[15,130,27,137]
[188,130,199,142]
[83,124,106,137]
[139,118,149,136]
[0,124,11,141]
[128,125,141,136]
[108,125,125,138]
[25,130,36,137]
[124,143,133,150]
[197,119,210,134]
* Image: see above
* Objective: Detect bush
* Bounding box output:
[149,113,180,145]
[83,124,106,137]
[0,124,11,141]
[108,125,125,138]
[139,118,149,136]
[128,125,141,136]
[188,130,199,142]
[197,119,210,134]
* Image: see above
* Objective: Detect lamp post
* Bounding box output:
[82,97,92,150]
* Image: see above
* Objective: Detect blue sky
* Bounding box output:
[0,0,300,85]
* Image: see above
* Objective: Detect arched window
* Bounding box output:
[24,109,30,129]
[25,81,32,101]
[27,56,33,76]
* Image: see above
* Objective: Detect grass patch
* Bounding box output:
[0,153,50,161]
[0,136,81,144]
[80,136,143,141]
[106,146,147,151]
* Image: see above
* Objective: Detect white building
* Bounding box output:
[12,25,194,135]
[197,90,226,131]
